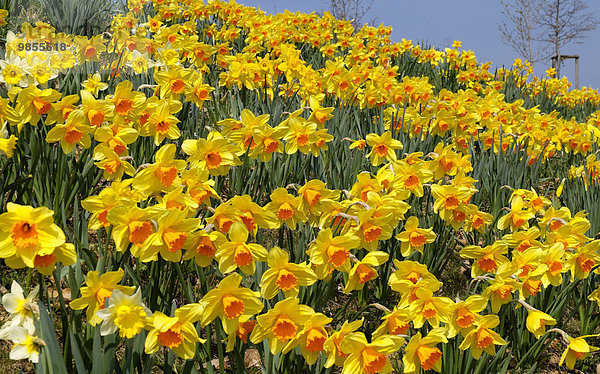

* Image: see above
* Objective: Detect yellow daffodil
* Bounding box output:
[323,319,364,368]
[344,251,388,293]
[182,131,243,175]
[182,229,227,267]
[365,131,403,166]
[15,85,61,126]
[447,295,488,338]
[403,328,447,374]
[459,315,507,359]
[198,273,263,334]
[46,109,93,153]
[558,333,600,370]
[283,313,332,365]
[260,246,317,299]
[250,297,315,354]
[339,332,403,374]
[139,209,198,262]
[215,221,267,275]
[395,216,436,257]
[0,203,65,268]
[70,269,135,326]
[371,306,412,339]
[307,228,361,279]
[144,304,206,360]
[264,188,307,230]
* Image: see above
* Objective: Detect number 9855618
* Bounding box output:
[16,42,67,52]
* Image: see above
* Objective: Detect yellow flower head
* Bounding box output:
[559,334,600,370]
[323,319,364,368]
[198,273,263,335]
[70,269,135,326]
[340,332,404,374]
[260,246,317,299]
[403,329,447,374]
[144,303,206,360]
[0,203,66,268]
[250,297,315,355]
[458,315,507,359]
[96,288,150,339]
[215,222,267,275]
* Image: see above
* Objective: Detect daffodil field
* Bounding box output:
[3,0,600,373]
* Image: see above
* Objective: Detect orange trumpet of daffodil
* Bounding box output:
[144,303,206,360]
[198,273,263,334]
[259,246,317,299]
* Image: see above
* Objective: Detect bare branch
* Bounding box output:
[324,0,375,28]
[498,0,598,72]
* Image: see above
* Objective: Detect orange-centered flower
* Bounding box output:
[477,253,497,273]
[155,165,178,187]
[157,322,184,348]
[495,285,513,300]
[88,108,105,126]
[163,230,187,253]
[95,287,113,309]
[205,152,222,169]
[374,144,388,157]
[409,231,427,247]
[84,45,97,58]
[577,254,594,273]
[115,98,134,116]
[196,237,215,257]
[64,127,83,144]
[476,328,494,349]
[456,308,476,329]
[277,202,294,220]
[128,221,153,245]
[296,133,309,147]
[304,189,322,207]
[156,120,171,134]
[548,260,562,276]
[34,253,56,269]
[11,221,38,248]
[276,269,298,291]
[234,245,253,267]
[404,174,420,189]
[388,316,409,335]
[422,301,438,318]
[327,244,349,267]
[362,347,387,374]
[272,315,297,341]
[356,264,377,283]
[445,196,459,210]
[407,271,421,284]
[171,79,186,94]
[362,223,382,243]
[417,345,442,371]
[263,137,278,153]
[33,97,51,115]
[305,328,327,352]
[222,294,245,319]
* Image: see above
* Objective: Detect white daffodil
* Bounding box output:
[0,54,32,87]
[125,50,159,74]
[96,288,151,339]
[7,325,43,363]
[1,280,39,331]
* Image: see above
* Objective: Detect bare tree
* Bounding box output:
[537,0,598,76]
[498,0,598,76]
[498,0,549,64]
[325,0,375,28]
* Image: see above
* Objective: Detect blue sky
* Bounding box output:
[239,0,600,90]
